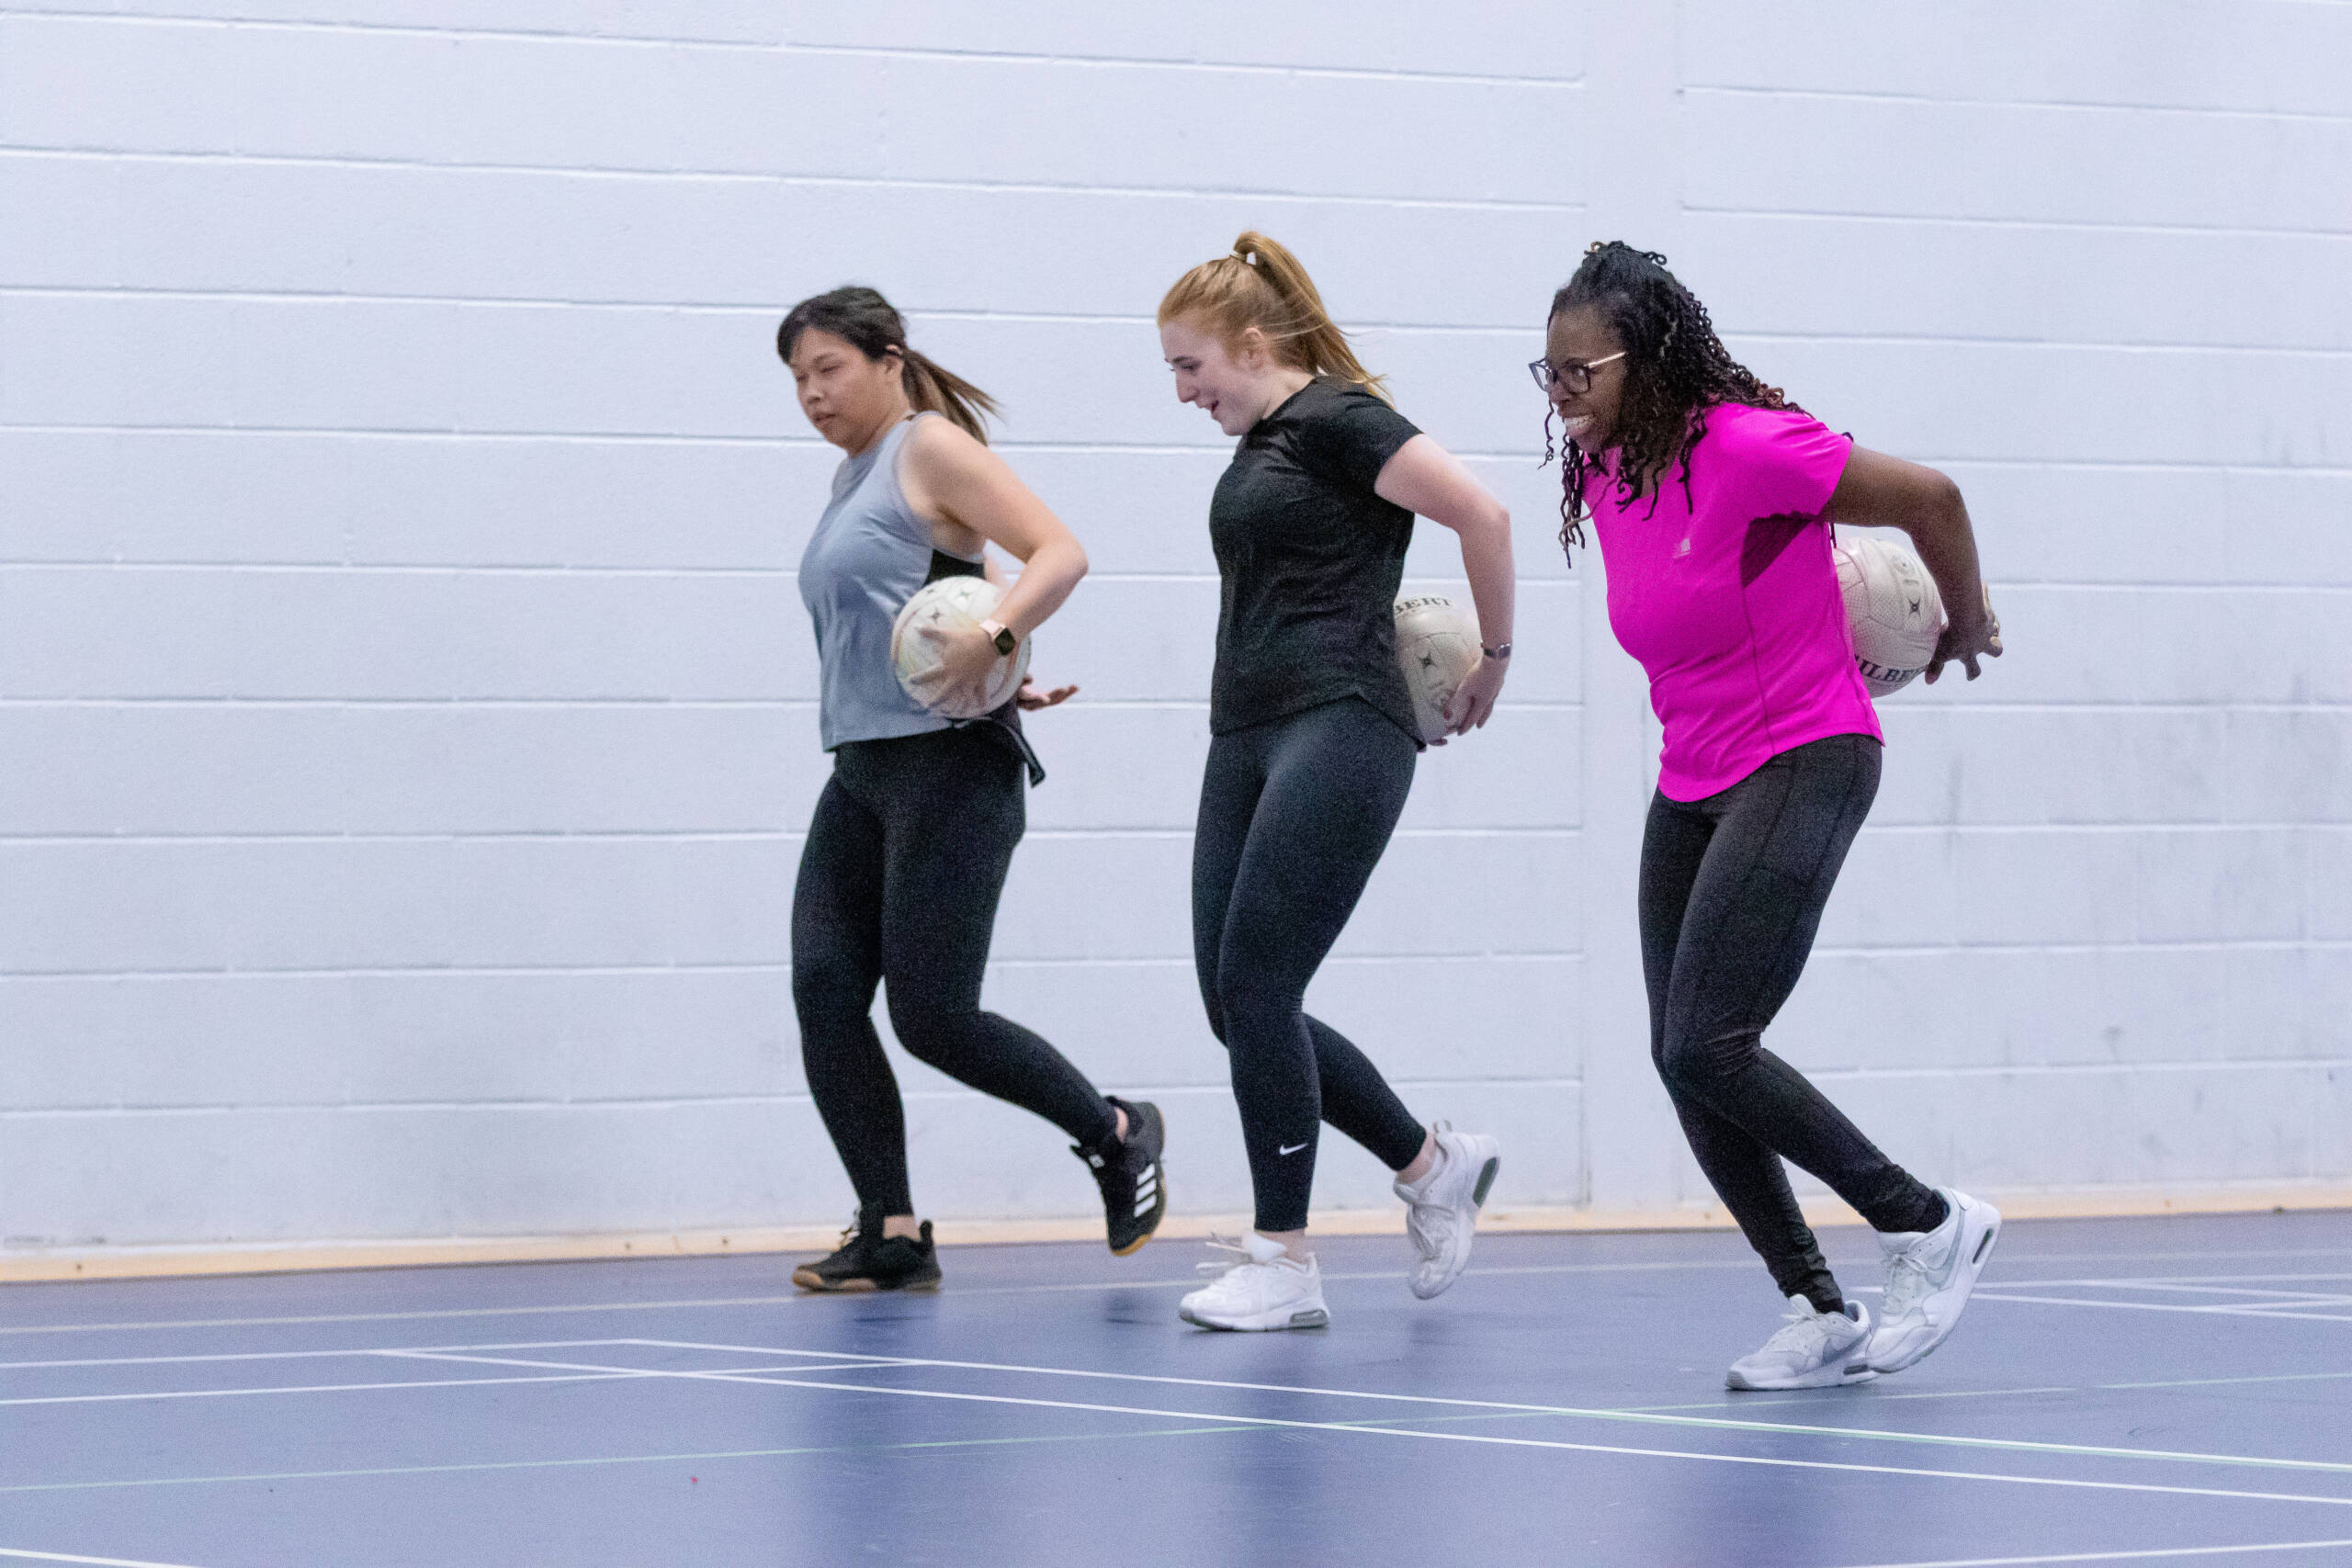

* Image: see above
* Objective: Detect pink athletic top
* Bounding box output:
[1585,402,1880,802]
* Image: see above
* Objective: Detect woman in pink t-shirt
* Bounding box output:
[1540,243,2005,1392]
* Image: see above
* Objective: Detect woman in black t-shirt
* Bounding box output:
[1157,231,1518,1333]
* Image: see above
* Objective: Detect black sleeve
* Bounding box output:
[1291,384,1421,494]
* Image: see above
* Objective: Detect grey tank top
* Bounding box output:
[798,414,976,750]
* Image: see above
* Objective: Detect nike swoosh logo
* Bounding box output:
[1278,1142,1309,1156]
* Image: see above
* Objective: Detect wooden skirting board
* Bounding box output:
[6,1183,2347,1285]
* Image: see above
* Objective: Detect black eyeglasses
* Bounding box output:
[1527,351,1625,395]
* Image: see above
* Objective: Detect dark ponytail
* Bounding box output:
[777,286,1001,443]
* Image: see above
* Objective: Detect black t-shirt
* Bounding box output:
[1207,378,1422,739]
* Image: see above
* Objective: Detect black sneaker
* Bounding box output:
[791,1210,942,1292]
[1074,1097,1167,1257]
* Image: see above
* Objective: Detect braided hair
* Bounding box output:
[1544,242,1800,557]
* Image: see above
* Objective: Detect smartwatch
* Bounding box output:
[1481,642,1512,660]
[978,618,1018,657]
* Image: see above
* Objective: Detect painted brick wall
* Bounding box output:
[0,2,2342,1251]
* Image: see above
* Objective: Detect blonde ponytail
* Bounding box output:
[1156,230,1390,403]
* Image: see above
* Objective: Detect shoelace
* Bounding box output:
[1761,1303,1839,1355]
[1883,1247,1936,1316]
[1195,1232,1258,1279]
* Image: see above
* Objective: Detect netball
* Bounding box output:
[889,575,1032,717]
[1834,532,1947,697]
[1394,593,1483,742]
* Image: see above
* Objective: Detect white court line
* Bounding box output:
[0,1370,683,1408]
[0,1263,1737,1339]
[1837,1535,2352,1566]
[614,1338,2352,1480]
[530,1363,2352,1510]
[1992,1275,2352,1289]
[19,1331,2345,1483]
[1635,1367,2352,1415]
[379,1348,899,1377]
[0,1361,854,1409]
[0,1335,849,1372]
[1983,1280,2352,1305]
[2035,1284,2352,1302]
[6,1243,2348,1338]
[12,1349,2352,1512]
[90,1336,2331,1511]
[14,1335,2352,1437]
[0,1551,210,1567]
[1973,1292,2352,1324]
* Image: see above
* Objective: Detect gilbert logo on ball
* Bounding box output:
[1832,531,1946,698]
[889,576,1033,718]
[1393,594,1481,743]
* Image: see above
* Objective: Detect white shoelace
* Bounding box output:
[1883,1246,1937,1317]
[1761,1303,1841,1357]
[1195,1232,1259,1280]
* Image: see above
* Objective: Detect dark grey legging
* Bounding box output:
[792,727,1116,1217]
[1640,732,1945,1313]
[1193,696,1430,1233]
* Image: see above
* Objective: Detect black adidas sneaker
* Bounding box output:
[791,1210,942,1292]
[1074,1097,1167,1256]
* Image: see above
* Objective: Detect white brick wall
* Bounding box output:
[0,3,2343,1251]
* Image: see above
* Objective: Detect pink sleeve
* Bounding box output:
[1707,405,1852,519]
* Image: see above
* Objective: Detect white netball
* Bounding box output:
[1394,594,1482,743]
[889,575,1033,719]
[1834,531,1947,698]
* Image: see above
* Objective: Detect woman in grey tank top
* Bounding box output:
[778,288,1168,1292]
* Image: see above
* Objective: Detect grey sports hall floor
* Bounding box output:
[5,1210,2350,1568]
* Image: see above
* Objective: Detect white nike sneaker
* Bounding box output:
[1726,1297,1878,1391]
[1393,1123,1500,1301]
[1867,1188,2001,1373]
[1177,1233,1330,1332]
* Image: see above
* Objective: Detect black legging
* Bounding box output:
[1641,731,1945,1312]
[792,726,1116,1218]
[1193,697,1429,1233]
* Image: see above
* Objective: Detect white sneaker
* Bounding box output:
[1393,1123,1500,1301]
[1177,1233,1330,1332]
[1726,1297,1878,1391]
[1867,1188,2001,1373]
